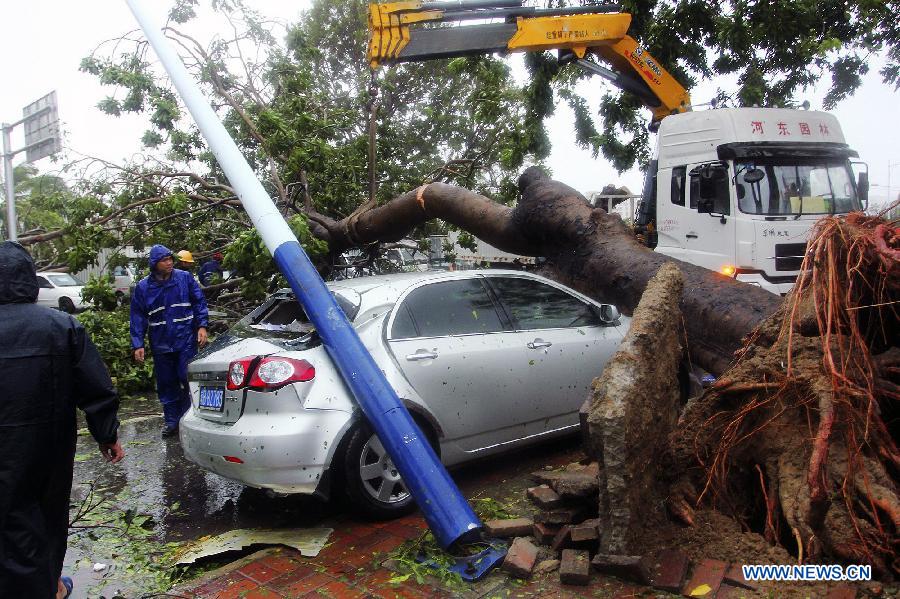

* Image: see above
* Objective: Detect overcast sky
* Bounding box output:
[2,1,898,207]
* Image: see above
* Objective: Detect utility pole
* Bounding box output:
[1,92,62,241]
[2,124,15,240]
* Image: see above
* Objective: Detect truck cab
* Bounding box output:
[635,107,867,295]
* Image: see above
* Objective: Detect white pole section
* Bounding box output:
[2,125,16,242]
[124,0,293,254]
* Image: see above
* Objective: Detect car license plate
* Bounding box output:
[199,386,225,411]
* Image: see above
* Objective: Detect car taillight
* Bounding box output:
[248,357,315,391]
[226,356,256,390]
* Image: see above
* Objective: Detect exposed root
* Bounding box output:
[672,211,899,578]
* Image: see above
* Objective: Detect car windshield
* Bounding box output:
[44,273,81,287]
[736,159,862,216]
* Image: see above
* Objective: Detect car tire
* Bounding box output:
[342,419,436,520]
[59,296,76,314]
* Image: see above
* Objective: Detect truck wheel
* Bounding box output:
[59,297,76,313]
[342,418,438,520]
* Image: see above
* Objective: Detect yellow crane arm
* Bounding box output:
[367,1,691,124]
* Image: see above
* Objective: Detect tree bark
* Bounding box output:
[311,167,782,375]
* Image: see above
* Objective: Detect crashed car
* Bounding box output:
[180,270,629,518]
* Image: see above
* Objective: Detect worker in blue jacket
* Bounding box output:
[130,245,209,437]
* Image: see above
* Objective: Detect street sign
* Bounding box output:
[22,91,61,163]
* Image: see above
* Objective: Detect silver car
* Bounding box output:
[180,270,629,518]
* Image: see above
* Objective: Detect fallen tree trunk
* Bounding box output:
[309,167,781,375]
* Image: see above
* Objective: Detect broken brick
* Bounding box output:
[591,553,652,585]
[484,517,534,538]
[570,519,600,543]
[533,522,559,545]
[723,563,757,591]
[550,525,573,552]
[652,549,689,593]
[527,485,564,509]
[559,549,591,585]
[501,537,538,579]
[682,559,727,598]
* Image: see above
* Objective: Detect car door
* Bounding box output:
[386,276,531,452]
[35,275,57,307]
[484,274,623,433]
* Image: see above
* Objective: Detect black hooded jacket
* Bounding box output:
[0,241,120,597]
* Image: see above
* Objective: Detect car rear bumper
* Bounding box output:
[180,407,352,495]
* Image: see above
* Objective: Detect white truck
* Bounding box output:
[634,107,868,295]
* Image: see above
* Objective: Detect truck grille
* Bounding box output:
[775,243,807,271]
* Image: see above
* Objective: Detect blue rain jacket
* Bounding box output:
[130,244,209,353]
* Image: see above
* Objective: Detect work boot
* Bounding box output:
[161,425,179,438]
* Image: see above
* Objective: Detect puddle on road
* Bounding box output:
[65,394,336,598]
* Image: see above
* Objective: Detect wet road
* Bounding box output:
[66,395,338,598]
[65,394,582,598]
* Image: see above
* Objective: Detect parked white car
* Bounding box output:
[180,270,629,518]
[36,272,87,313]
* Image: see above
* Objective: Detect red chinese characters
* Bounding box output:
[799,122,811,136]
[777,122,790,136]
[751,121,765,134]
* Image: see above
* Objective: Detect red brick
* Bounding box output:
[527,485,564,509]
[191,571,251,597]
[502,537,539,579]
[723,563,757,591]
[272,571,333,595]
[533,522,560,545]
[257,553,305,574]
[485,517,535,538]
[216,577,259,599]
[651,549,689,593]
[314,579,368,598]
[559,549,591,585]
[682,559,728,598]
[238,560,285,584]
[550,525,573,552]
[368,534,407,556]
[826,585,858,599]
[243,588,285,599]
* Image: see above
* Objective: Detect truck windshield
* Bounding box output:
[735,160,861,216]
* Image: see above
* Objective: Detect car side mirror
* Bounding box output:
[857,171,869,209]
[599,304,620,323]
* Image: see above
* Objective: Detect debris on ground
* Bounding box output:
[175,527,332,564]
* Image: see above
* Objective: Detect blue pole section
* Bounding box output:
[124,0,481,549]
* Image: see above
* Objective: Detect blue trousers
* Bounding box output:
[153,348,196,428]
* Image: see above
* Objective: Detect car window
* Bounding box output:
[392,278,503,339]
[45,273,80,287]
[242,289,360,335]
[488,277,601,330]
[37,276,53,289]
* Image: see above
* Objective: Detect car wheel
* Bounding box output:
[342,421,422,520]
[59,296,76,313]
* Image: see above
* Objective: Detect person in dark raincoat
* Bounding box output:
[0,241,123,599]
[198,252,224,286]
[130,245,209,437]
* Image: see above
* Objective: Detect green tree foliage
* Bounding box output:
[548,0,898,171]
[76,308,155,394]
